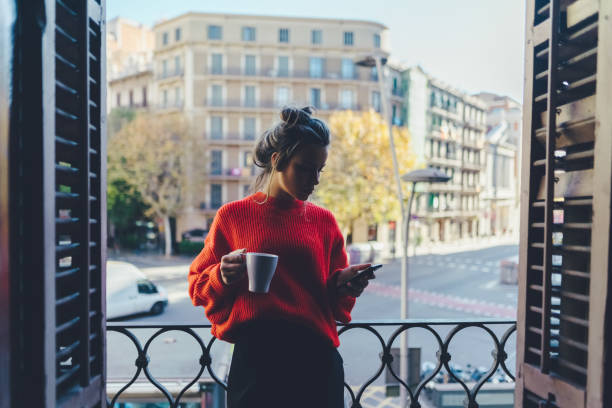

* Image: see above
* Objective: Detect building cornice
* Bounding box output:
[153,11,388,31]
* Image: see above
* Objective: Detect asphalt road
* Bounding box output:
[107,243,519,403]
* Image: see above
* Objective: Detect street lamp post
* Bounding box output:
[355,53,412,407]
[399,168,450,406]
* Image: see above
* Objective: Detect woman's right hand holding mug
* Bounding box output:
[220,248,246,286]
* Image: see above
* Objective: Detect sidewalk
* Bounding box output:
[412,235,518,256]
[108,250,194,268]
[109,235,519,268]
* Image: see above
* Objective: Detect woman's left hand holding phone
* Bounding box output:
[336,263,372,297]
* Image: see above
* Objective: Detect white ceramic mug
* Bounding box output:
[242,252,278,293]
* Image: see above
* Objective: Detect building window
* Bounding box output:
[276,86,290,107]
[116,92,121,107]
[374,33,381,48]
[309,57,324,78]
[211,150,223,175]
[243,117,256,140]
[162,89,168,106]
[341,89,354,109]
[129,90,133,107]
[311,29,322,45]
[277,56,289,77]
[211,85,223,106]
[162,32,168,45]
[211,116,223,140]
[244,85,256,107]
[310,88,322,109]
[243,184,251,197]
[242,26,256,41]
[210,184,222,209]
[174,87,181,106]
[174,56,181,75]
[371,66,378,81]
[211,53,223,74]
[162,59,168,77]
[208,25,222,40]
[142,87,147,107]
[175,27,181,41]
[244,55,256,76]
[343,31,354,46]
[279,28,289,43]
[341,58,354,79]
[371,91,381,112]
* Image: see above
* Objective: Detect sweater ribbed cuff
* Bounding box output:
[209,264,239,295]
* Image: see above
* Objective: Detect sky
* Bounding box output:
[107,0,526,102]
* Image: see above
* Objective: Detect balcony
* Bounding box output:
[208,167,256,181]
[107,319,516,408]
[157,100,184,110]
[203,67,369,82]
[462,161,484,171]
[462,138,485,150]
[463,119,487,132]
[427,155,462,168]
[204,99,363,112]
[391,87,405,98]
[206,133,257,146]
[156,68,184,81]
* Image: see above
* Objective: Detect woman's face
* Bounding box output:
[273,144,328,201]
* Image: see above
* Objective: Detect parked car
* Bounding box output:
[181,228,208,243]
[106,261,168,320]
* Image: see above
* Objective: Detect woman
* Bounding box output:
[188,106,374,408]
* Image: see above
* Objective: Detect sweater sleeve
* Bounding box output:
[326,217,356,323]
[188,207,240,325]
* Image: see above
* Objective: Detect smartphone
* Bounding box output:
[342,264,382,287]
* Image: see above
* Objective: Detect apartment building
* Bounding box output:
[475,92,522,239]
[148,12,391,237]
[402,66,487,243]
[107,18,154,112]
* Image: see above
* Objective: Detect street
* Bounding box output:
[107,243,519,406]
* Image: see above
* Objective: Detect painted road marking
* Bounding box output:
[367,282,516,319]
[481,279,498,289]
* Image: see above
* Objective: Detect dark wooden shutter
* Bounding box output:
[54,0,106,406]
[516,0,611,407]
[6,0,106,407]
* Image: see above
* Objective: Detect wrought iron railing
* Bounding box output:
[107,319,516,408]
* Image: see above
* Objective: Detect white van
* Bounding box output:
[106,261,168,320]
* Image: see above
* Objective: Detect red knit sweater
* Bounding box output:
[188,192,355,347]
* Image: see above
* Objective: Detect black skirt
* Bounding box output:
[226,320,345,408]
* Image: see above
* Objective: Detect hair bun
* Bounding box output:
[280,106,313,126]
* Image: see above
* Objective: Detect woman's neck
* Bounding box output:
[267,173,295,203]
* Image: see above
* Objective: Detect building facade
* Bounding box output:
[402,66,488,244]
[107,18,154,112]
[147,13,391,238]
[475,92,521,239]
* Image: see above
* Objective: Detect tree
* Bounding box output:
[108,112,201,257]
[107,178,150,249]
[106,108,151,250]
[314,110,417,239]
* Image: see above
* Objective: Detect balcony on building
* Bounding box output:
[203,66,369,82]
[156,67,184,81]
[206,132,257,146]
[208,167,256,181]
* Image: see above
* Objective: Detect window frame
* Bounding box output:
[207,25,222,40]
[279,28,290,43]
[242,26,256,42]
